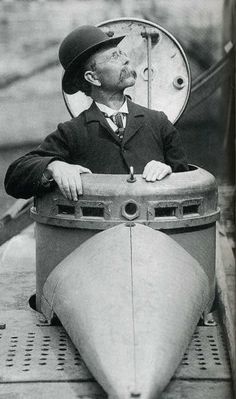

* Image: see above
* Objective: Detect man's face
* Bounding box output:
[89,45,137,92]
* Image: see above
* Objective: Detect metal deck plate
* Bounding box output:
[176,324,231,379]
[0,310,231,383]
[0,311,91,382]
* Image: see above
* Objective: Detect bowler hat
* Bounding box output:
[59,25,125,94]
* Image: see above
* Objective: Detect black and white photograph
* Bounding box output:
[0,1,235,398]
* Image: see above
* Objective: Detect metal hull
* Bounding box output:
[42,223,210,399]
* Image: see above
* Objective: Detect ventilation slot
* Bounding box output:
[58,205,75,215]
[155,206,176,218]
[183,204,199,216]
[81,207,104,218]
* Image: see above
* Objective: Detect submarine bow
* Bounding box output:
[41,223,210,399]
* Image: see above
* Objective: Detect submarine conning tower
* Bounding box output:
[31,165,220,312]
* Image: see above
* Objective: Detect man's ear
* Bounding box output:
[84,70,101,87]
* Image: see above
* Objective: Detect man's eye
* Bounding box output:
[119,50,126,57]
[111,52,119,60]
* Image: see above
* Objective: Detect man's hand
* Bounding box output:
[46,160,92,201]
[142,160,172,182]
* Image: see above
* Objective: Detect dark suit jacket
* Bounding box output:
[5,99,188,199]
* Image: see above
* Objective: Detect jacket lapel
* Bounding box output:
[85,100,145,145]
[122,99,145,145]
[85,102,121,144]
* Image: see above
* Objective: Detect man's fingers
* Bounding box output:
[156,170,167,180]
[52,175,67,199]
[142,160,159,179]
[75,174,83,197]
[61,176,83,201]
[150,174,158,182]
[156,165,172,180]
[47,162,93,199]
[56,175,82,200]
[145,171,157,181]
[142,161,172,182]
[62,176,82,201]
[142,164,151,179]
[143,162,161,181]
[59,182,72,200]
[54,176,73,201]
[62,180,73,201]
[78,166,92,174]
[70,179,79,202]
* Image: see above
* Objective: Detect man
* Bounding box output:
[5,25,188,201]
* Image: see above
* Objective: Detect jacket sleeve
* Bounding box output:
[160,112,189,172]
[4,123,73,199]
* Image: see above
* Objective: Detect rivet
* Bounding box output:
[125,222,135,227]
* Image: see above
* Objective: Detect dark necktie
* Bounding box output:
[110,113,125,140]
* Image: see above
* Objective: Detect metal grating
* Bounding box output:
[0,323,92,382]
[175,325,231,379]
[0,315,231,383]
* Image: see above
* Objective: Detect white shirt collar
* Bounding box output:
[95,99,128,116]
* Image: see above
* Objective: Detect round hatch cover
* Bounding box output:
[63,18,191,124]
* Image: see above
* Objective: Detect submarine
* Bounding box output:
[32,18,219,398]
[32,166,219,399]
[1,17,234,399]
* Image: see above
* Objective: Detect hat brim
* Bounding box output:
[62,35,125,95]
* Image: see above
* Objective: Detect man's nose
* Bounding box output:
[122,52,130,64]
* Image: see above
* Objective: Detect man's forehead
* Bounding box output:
[92,45,119,60]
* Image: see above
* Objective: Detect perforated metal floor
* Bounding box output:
[0,312,91,382]
[175,324,231,379]
[0,310,231,383]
